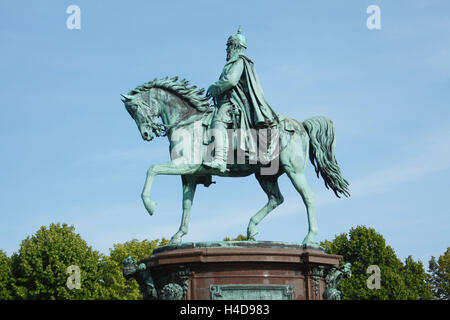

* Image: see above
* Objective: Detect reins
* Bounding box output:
[143,88,212,137]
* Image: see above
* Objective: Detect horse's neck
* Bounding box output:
[165,112,209,143]
[158,89,206,128]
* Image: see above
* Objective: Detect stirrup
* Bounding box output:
[202,159,228,173]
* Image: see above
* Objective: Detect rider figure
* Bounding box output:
[203,27,279,172]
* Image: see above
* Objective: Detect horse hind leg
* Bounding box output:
[247,174,284,240]
[284,166,318,247]
[280,134,318,246]
[169,175,197,245]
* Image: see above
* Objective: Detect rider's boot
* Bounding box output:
[203,121,228,173]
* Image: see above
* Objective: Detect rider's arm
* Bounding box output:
[209,58,244,97]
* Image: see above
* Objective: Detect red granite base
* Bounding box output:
[138,242,342,300]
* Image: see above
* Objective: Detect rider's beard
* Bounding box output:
[226,47,243,61]
[226,49,233,61]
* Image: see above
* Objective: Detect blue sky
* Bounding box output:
[1,0,449,265]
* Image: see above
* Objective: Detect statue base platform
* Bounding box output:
[127,241,346,300]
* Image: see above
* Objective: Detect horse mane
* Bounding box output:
[128,76,212,112]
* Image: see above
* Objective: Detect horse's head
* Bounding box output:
[121,92,162,141]
[123,77,212,142]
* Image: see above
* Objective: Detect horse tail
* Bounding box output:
[303,116,350,198]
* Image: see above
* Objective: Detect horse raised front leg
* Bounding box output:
[169,176,197,245]
[141,162,202,216]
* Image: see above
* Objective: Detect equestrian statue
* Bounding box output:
[121,27,350,247]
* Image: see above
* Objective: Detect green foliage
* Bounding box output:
[322,226,433,300]
[223,234,247,241]
[7,222,169,300]
[428,247,450,300]
[11,223,109,300]
[402,256,433,300]
[0,250,13,299]
[102,238,168,299]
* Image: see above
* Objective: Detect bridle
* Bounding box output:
[141,89,167,137]
[139,88,212,138]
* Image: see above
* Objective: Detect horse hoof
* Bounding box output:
[144,200,156,216]
[301,240,320,248]
[246,229,258,241]
[247,221,258,240]
[169,238,182,246]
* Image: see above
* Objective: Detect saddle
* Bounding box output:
[201,112,301,165]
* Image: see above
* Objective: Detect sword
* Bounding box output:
[231,104,238,131]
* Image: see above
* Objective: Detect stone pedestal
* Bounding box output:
[123,241,351,300]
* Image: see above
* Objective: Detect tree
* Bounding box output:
[0,250,13,299]
[11,223,110,299]
[223,234,247,241]
[322,226,433,300]
[402,255,433,300]
[428,247,450,300]
[101,238,169,299]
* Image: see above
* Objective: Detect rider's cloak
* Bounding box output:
[208,54,279,159]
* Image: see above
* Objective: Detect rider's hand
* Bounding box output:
[207,85,218,98]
